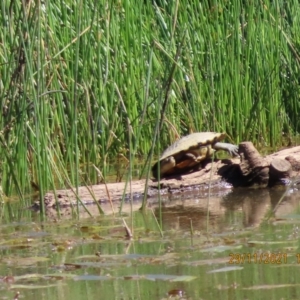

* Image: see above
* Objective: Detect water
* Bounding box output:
[1,185,300,299]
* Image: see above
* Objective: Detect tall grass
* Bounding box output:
[1,0,300,202]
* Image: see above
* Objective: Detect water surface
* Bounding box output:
[1,186,300,299]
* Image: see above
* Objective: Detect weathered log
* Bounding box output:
[34,144,300,210]
[236,142,270,187]
[269,158,292,184]
[285,155,300,171]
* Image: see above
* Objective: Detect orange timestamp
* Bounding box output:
[228,253,288,264]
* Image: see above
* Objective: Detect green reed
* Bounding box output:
[1,0,300,213]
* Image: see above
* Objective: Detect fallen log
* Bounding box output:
[33,143,300,210]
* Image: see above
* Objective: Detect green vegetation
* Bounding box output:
[1,0,300,202]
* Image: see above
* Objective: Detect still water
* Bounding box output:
[1,186,300,300]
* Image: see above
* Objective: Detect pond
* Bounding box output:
[1,185,300,300]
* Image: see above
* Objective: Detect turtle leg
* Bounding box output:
[175,153,198,169]
[159,156,176,175]
[152,156,177,178]
[213,142,239,157]
[176,149,208,169]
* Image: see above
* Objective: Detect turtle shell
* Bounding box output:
[152,132,226,178]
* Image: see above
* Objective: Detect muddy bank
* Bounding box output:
[34,143,300,211]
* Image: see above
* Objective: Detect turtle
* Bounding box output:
[152,132,239,179]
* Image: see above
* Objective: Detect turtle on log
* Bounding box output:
[152,132,239,179]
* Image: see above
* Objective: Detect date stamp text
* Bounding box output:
[228,253,289,264]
